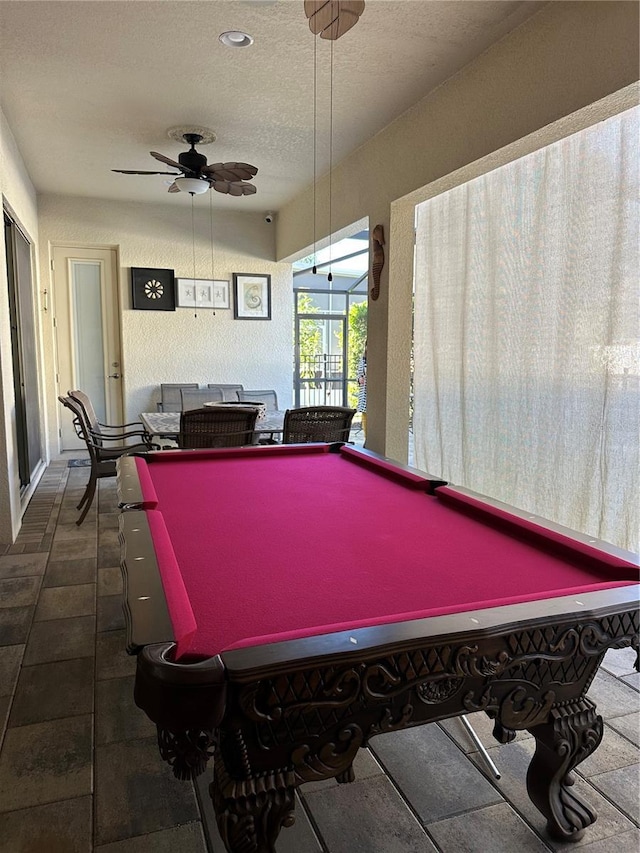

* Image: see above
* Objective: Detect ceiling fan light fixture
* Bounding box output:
[174,177,209,195]
[219,30,254,48]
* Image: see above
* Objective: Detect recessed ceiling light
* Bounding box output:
[219,30,254,48]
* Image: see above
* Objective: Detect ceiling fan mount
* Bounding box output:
[113,128,258,196]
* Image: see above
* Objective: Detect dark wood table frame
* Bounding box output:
[117,451,639,853]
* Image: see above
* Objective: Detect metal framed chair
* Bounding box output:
[282,406,356,444]
[180,387,224,411]
[178,406,259,449]
[68,389,148,437]
[207,383,244,402]
[159,383,199,412]
[238,389,278,411]
[59,395,157,525]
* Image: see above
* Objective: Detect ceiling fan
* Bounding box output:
[113,132,258,196]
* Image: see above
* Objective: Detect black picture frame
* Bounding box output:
[131,268,176,311]
[233,274,271,320]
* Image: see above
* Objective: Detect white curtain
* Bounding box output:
[413,106,639,552]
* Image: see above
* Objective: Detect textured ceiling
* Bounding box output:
[0,0,544,212]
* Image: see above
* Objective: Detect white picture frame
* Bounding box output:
[176,278,230,310]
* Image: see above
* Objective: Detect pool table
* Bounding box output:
[116,443,639,853]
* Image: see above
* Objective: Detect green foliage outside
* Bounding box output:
[297,293,322,378]
[296,291,367,407]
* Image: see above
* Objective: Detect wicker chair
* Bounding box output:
[178,406,259,449]
[59,395,157,525]
[238,389,278,411]
[159,383,199,412]
[180,387,224,411]
[282,406,356,444]
[207,383,244,402]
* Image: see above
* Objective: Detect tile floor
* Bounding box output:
[0,457,638,853]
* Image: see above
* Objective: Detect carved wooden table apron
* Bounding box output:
[133,586,639,853]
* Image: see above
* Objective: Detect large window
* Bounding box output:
[413,107,639,550]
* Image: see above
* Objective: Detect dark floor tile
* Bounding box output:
[94,822,207,852]
[23,615,96,665]
[94,737,199,846]
[590,764,640,823]
[0,715,92,812]
[439,710,532,754]
[44,557,97,587]
[304,774,436,852]
[0,643,24,697]
[95,676,155,744]
[469,739,636,850]
[96,630,137,680]
[49,537,97,561]
[0,795,92,853]
[0,607,34,645]
[579,725,639,777]
[0,552,47,579]
[600,648,638,678]
[428,801,549,852]
[0,696,10,746]
[99,567,123,597]
[370,723,502,823]
[52,523,96,543]
[608,712,640,747]
[98,531,121,569]
[9,657,94,726]
[99,512,120,531]
[98,594,126,632]
[587,669,640,719]
[621,672,640,692]
[35,583,95,621]
[301,746,384,793]
[574,829,640,852]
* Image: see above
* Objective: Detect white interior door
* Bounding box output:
[53,246,123,450]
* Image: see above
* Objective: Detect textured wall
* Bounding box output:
[37,195,293,453]
[277,1,640,459]
[0,109,43,542]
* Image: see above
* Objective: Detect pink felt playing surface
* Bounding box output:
[138,447,639,659]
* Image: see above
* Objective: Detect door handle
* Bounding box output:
[108,373,121,379]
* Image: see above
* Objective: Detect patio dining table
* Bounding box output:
[140,409,286,444]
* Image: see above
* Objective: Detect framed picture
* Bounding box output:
[176,278,230,309]
[131,267,175,311]
[233,273,271,320]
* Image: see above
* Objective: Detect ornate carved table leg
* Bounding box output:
[211,752,296,853]
[526,699,603,841]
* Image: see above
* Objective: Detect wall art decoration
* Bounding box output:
[131,267,176,311]
[176,278,230,309]
[233,273,271,320]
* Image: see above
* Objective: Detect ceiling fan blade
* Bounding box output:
[112,169,181,175]
[213,181,257,196]
[150,151,193,173]
[204,163,258,181]
[167,182,180,193]
[208,168,244,182]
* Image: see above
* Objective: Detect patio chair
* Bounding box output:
[68,389,148,438]
[59,395,157,525]
[238,389,278,411]
[178,406,259,449]
[207,383,244,402]
[181,387,224,411]
[159,383,199,412]
[282,406,356,444]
